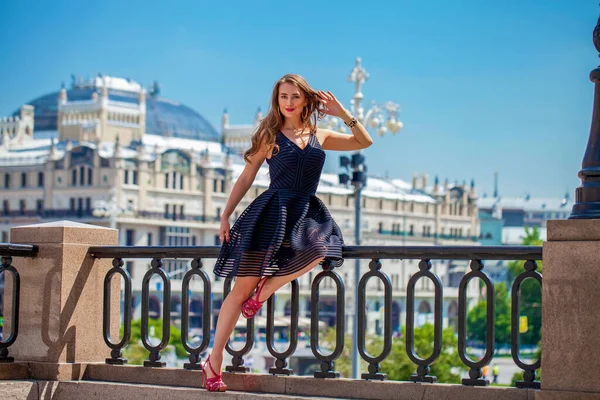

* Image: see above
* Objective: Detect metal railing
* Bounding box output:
[0,243,38,363]
[88,244,542,388]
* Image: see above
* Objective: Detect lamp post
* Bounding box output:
[570,14,600,219]
[325,57,403,379]
[92,189,120,230]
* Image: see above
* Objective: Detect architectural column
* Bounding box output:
[540,220,600,398]
[3,221,119,380]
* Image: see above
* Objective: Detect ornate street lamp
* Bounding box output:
[92,189,121,230]
[328,57,404,379]
[571,15,600,218]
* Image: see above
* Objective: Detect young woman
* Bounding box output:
[202,74,373,392]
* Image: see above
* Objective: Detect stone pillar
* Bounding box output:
[540,219,600,399]
[4,220,119,380]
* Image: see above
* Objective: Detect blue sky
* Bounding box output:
[0,0,597,197]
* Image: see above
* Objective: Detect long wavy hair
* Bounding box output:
[243,74,325,163]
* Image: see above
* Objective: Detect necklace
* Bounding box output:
[281,126,310,148]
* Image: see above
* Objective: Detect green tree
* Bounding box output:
[507,226,543,346]
[121,318,188,364]
[322,323,466,383]
[466,282,511,347]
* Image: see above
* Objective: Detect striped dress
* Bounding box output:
[213,131,344,278]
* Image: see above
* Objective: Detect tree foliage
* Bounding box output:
[322,323,467,383]
[466,282,511,346]
[506,226,543,346]
[121,318,188,364]
[466,226,542,347]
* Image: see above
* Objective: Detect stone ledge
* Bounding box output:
[547,219,600,241]
[0,363,29,380]
[0,380,38,399]
[84,363,536,400]
[536,389,600,400]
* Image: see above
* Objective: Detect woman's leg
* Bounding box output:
[206,276,260,379]
[258,256,325,300]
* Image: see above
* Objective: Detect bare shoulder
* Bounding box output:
[315,127,333,147]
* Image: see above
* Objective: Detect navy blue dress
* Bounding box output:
[214,131,344,278]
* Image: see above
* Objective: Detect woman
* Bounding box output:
[202,74,373,392]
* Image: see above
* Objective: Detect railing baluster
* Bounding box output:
[103,257,132,364]
[358,259,392,380]
[458,259,494,386]
[224,277,253,372]
[141,258,171,367]
[405,259,443,382]
[266,279,299,375]
[182,258,212,370]
[311,259,345,378]
[511,260,542,389]
[0,256,19,363]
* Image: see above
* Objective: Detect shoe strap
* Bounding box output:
[254,278,269,303]
[205,355,220,377]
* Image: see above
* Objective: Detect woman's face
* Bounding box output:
[278,82,307,120]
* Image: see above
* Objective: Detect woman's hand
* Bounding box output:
[317,90,351,120]
[219,218,230,243]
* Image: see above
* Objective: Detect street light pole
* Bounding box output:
[332,57,403,379]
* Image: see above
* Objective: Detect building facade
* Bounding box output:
[0,75,480,338]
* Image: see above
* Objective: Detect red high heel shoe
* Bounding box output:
[201,355,227,392]
[241,277,269,319]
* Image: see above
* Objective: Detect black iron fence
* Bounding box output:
[0,243,38,363]
[86,244,542,388]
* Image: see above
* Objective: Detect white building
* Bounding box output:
[0,75,480,336]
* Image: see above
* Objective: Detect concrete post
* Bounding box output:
[3,220,119,380]
[539,219,600,399]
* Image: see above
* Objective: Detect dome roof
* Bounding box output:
[14,83,220,142]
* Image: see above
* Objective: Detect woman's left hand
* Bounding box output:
[317,90,349,119]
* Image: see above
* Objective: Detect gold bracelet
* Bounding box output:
[344,117,358,129]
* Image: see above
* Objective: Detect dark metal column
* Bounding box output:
[571,15,600,218]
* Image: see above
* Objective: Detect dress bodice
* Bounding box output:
[266,132,326,195]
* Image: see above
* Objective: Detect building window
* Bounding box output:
[172,172,177,189]
[192,235,197,246]
[85,197,91,213]
[216,207,221,219]
[79,166,85,185]
[214,234,221,245]
[19,199,25,215]
[38,172,44,187]
[126,229,135,246]
[221,180,225,193]
[159,227,166,246]
[70,198,75,212]
[3,200,9,216]
[77,198,83,216]
[1,231,8,242]
[409,225,414,236]
[72,169,77,186]
[147,232,153,246]
[88,168,92,186]
[36,199,44,214]
[164,204,170,219]
[180,174,184,190]
[179,205,185,218]
[167,226,191,246]
[133,171,138,185]
[165,173,169,189]
[213,180,218,192]
[4,173,10,189]
[378,222,383,233]
[21,172,27,188]
[126,261,134,279]
[124,170,129,184]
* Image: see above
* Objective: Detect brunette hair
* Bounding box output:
[243,74,325,163]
